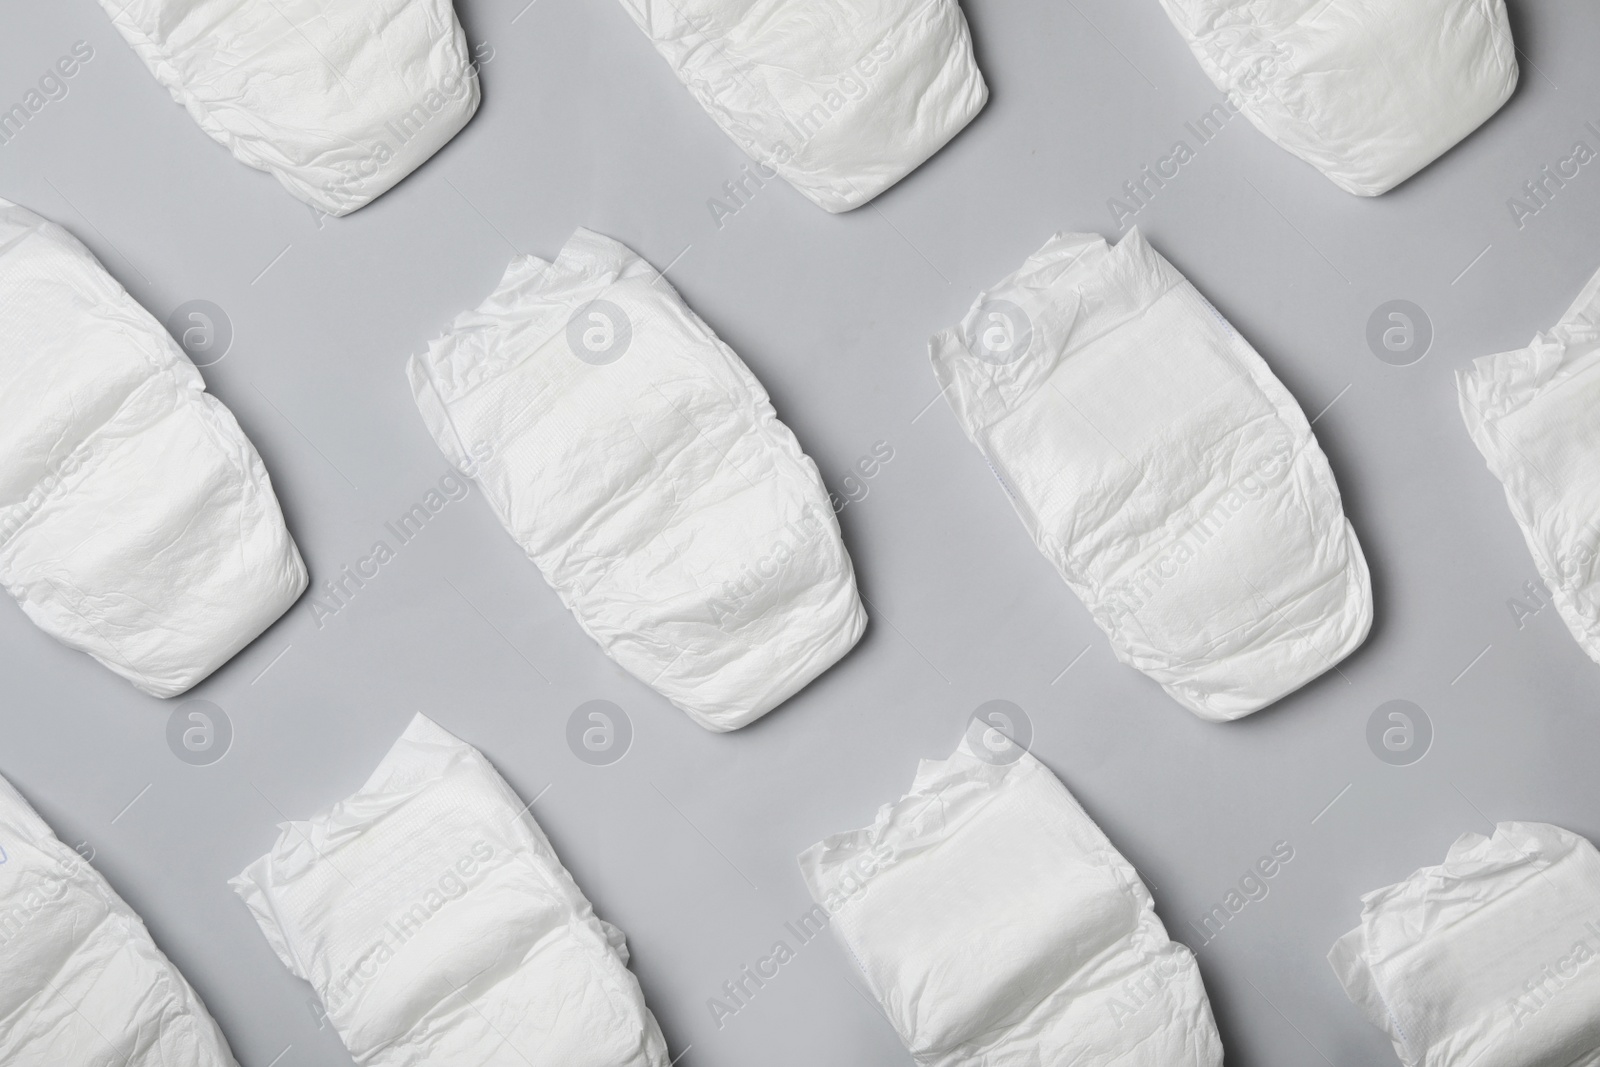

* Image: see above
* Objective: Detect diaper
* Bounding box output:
[407,228,865,731]
[1155,0,1518,196]
[1458,265,1600,666]
[98,0,480,216]
[929,228,1371,720]
[0,770,239,1067]
[798,736,1224,1066]
[0,200,306,698]
[614,0,987,212]
[231,714,670,1067]
[1330,822,1600,1067]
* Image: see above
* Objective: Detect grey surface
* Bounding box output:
[2,1,1600,1064]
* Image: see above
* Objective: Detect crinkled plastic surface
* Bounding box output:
[1329,822,1600,1067]
[1458,265,1600,666]
[0,199,307,698]
[408,228,866,732]
[798,737,1223,1066]
[929,229,1371,720]
[1155,0,1518,196]
[614,0,987,212]
[98,0,479,216]
[230,714,670,1067]
[0,770,239,1067]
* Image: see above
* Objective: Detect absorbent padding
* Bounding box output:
[0,200,306,698]
[798,738,1223,1066]
[1459,265,1600,666]
[407,228,865,732]
[929,228,1371,721]
[0,771,239,1067]
[98,0,479,216]
[614,0,987,213]
[1155,0,1518,196]
[231,714,670,1067]
[1330,822,1600,1067]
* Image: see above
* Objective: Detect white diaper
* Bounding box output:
[231,714,670,1067]
[614,0,987,212]
[1459,265,1600,666]
[0,200,306,698]
[1155,0,1518,196]
[1330,822,1600,1067]
[798,737,1224,1066]
[929,228,1371,720]
[0,770,239,1067]
[98,0,480,216]
[408,228,865,731]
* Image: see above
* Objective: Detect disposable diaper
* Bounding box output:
[98,0,480,216]
[929,228,1371,720]
[0,770,239,1067]
[231,713,670,1067]
[797,736,1224,1066]
[1458,265,1600,666]
[407,228,865,732]
[0,199,306,698]
[1330,822,1600,1067]
[614,0,988,212]
[1155,0,1518,196]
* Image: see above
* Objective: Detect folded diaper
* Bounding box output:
[614,0,987,212]
[231,714,670,1067]
[1330,822,1600,1066]
[408,228,865,731]
[798,736,1223,1066]
[1155,0,1518,196]
[0,200,306,698]
[930,228,1371,720]
[0,770,239,1066]
[98,0,479,216]
[1459,265,1600,666]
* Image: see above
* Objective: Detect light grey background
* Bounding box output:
[2,1,1599,1064]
